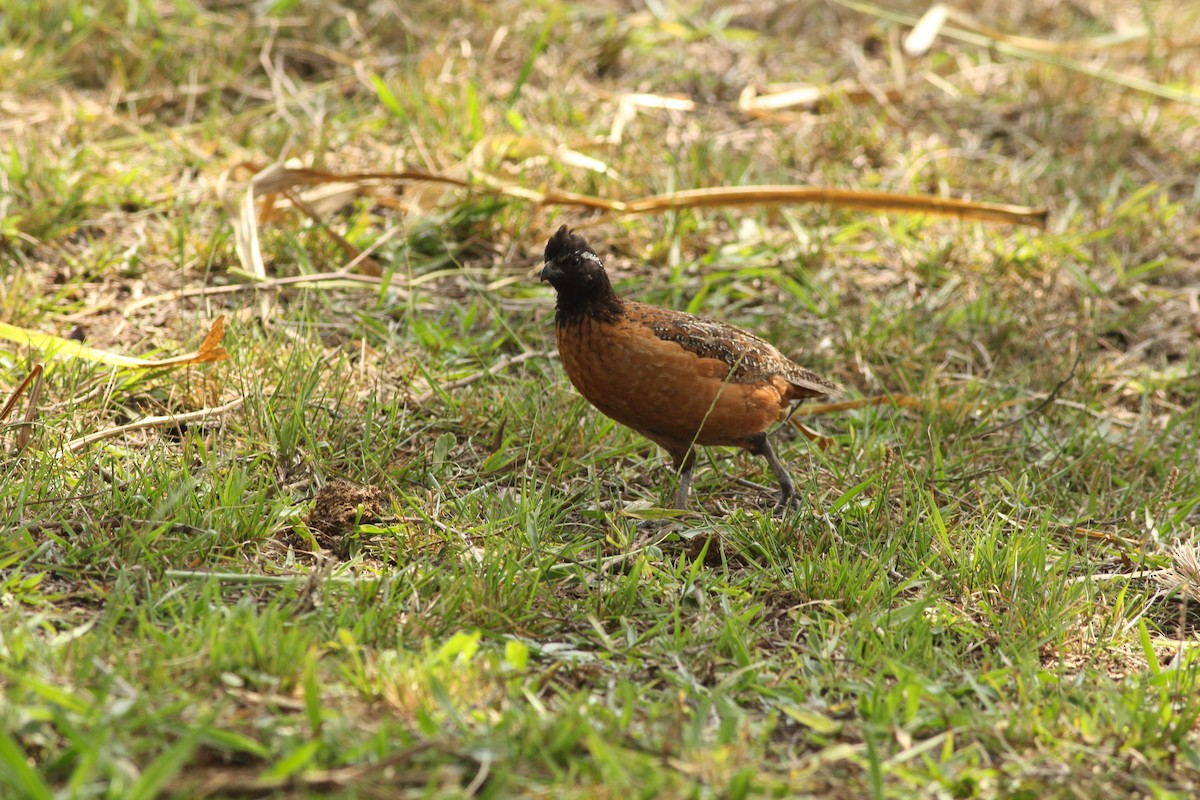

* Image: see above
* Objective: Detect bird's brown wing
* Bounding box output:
[624,302,840,399]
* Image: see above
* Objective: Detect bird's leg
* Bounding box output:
[779,398,803,427]
[750,432,798,510]
[671,448,697,510]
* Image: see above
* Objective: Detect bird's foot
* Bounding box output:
[772,488,802,514]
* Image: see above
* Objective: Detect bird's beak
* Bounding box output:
[540,260,561,284]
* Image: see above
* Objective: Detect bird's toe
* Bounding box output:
[772,489,802,514]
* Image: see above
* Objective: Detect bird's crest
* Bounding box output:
[544,225,599,266]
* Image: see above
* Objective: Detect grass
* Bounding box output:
[2,0,1200,797]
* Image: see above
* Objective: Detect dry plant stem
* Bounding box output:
[64,397,246,454]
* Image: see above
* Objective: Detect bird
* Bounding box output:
[540,225,840,510]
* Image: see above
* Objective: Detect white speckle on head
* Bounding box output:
[579,251,602,265]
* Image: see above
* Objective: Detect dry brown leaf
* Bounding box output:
[189,316,230,364]
[123,316,230,368]
[792,420,837,450]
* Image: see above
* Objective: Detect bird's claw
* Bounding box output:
[773,490,802,514]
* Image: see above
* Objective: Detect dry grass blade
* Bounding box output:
[233,163,614,210]
[407,135,618,213]
[904,3,950,57]
[64,397,245,455]
[622,186,1048,227]
[0,362,44,450]
[231,163,475,196]
[739,82,905,114]
[607,92,696,144]
[0,317,229,370]
[221,164,1045,229]
[217,165,269,282]
[0,363,41,424]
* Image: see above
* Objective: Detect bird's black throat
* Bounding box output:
[553,281,624,327]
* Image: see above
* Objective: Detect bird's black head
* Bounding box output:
[541,225,622,323]
[540,225,606,292]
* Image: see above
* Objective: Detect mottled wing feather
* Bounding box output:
[624,302,840,398]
